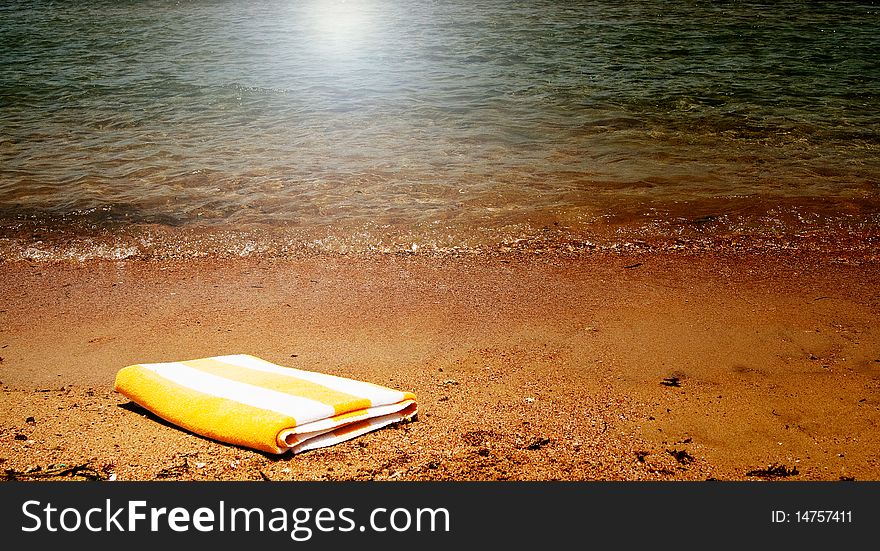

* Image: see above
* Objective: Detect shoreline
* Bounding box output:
[1,250,879,480]
[3,194,879,262]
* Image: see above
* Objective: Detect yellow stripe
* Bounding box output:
[330,408,371,423]
[333,418,373,438]
[181,357,372,416]
[322,399,416,426]
[243,354,416,401]
[115,365,294,454]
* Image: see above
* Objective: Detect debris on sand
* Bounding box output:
[746,463,799,478]
[3,462,107,481]
[155,457,190,479]
[523,437,551,451]
[667,449,694,465]
[660,376,681,387]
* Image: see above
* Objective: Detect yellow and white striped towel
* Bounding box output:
[114,354,417,454]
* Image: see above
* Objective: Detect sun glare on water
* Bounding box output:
[309,0,371,46]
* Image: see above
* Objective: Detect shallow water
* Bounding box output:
[1,0,878,258]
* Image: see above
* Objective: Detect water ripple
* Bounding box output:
[1,0,878,257]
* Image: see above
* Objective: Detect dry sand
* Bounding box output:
[1,251,879,481]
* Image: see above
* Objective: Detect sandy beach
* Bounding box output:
[1,250,879,481]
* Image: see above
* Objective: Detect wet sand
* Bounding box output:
[1,251,879,481]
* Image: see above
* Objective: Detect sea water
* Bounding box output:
[1,0,878,258]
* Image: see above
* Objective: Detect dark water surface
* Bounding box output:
[1,0,878,258]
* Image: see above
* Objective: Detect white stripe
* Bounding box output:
[289,410,416,454]
[281,399,416,438]
[215,354,407,406]
[139,362,335,424]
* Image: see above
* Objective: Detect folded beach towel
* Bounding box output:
[114,354,417,454]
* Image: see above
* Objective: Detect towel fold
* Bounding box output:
[114,354,417,454]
